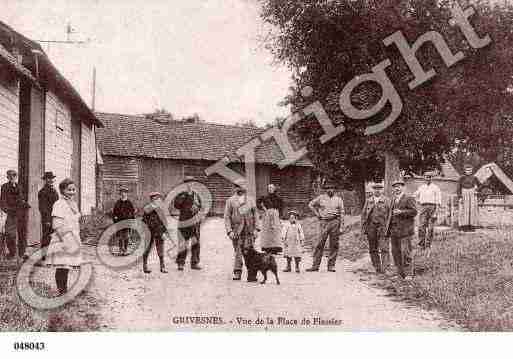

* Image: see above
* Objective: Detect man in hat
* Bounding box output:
[361,182,391,274]
[142,192,169,274]
[173,176,203,271]
[224,179,259,281]
[385,180,418,279]
[306,181,345,272]
[38,171,59,262]
[112,187,136,256]
[414,171,442,249]
[0,170,30,260]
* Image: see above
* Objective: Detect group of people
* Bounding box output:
[224,179,344,281]
[0,170,83,294]
[0,163,483,294]
[361,166,481,280]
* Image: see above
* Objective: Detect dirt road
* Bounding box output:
[32,218,457,331]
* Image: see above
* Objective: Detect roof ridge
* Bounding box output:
[96,111,265,131]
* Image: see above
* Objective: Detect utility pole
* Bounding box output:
[92,67,96,111]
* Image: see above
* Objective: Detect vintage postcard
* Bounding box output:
[1,1,513,351]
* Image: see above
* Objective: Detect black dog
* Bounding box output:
[243,247,280,285]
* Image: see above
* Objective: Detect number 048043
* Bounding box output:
[13,342,45,351]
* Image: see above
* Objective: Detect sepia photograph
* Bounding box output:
[1,0,513,355]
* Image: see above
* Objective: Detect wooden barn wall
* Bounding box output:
[45,90,72,189]
[80,122,97,214]
[0,68,19,175]
[102,155,140,212]
[270,166,313,215]
[101,155,314,216]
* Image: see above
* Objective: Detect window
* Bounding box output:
[55,109,65,132]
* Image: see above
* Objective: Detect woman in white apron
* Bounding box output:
[257,184,284,255]
[49,178,83,295]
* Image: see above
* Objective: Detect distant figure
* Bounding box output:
[50,178,83,295]
[306,181,344,273]
[414,171,442,249]
[0,170,30,261]
[361,182,391,274]
[385,180,418,280]
[112,187,136,256]
[281,210,304,273]
[174,176,203,271]
[457,164,480,232]
[142,192,169,274]
[38,171,59,263]
[224,180,260,281]
[257,183,283,255]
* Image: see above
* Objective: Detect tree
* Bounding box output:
[257,0,513,205]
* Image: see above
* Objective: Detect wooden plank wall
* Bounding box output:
[80,122,97,214]
[100,156,314,216]
[44,90,72,189]
[0,67,19,174]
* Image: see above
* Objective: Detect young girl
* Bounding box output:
[282,210,305,273]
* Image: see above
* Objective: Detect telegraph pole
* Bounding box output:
[92,67,96,111]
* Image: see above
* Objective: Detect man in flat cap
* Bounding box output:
[112,187,136,256]
[306,180,345,272]
[385,179,418,279]
[414,171,441,249]
[224,179,259,281]
[173,176,203,271]
[142,192,169,274]
[361,182,391,274]
[38,171,59,262]
[0,170,30,260]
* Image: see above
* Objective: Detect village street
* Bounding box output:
[32,218,457,331]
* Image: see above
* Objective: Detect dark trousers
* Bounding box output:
[176,225,200,266]
[117,228,130,252]
[41,221,53,256]
[390,235,413,278]
[5,213,26,257]
[143,234,165,266]
[55,268,69,294]
[418,204,436,249]
[312,218,340,269]
[366,223,390,273]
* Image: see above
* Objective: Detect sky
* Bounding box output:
[2,0,292,126]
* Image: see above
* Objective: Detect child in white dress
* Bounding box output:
[282,210,305,273]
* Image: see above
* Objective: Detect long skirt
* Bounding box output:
[459,188,479,227]
[259,208,282,253]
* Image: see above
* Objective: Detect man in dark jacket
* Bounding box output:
[385,180,418,279]
[38,171,59,262]
[142,192,169,274]
[112,187,136,256]
[173,176,203,271]
[361,182,391,274]
[1,170,30,260]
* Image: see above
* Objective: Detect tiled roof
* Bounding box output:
[96,112,312,167]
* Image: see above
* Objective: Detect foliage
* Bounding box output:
[257,0,513,187]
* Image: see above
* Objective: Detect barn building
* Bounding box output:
[96,112,314,215]
[0,21,103,245]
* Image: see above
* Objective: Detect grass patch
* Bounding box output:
[0,272,47,331]
[373,229,513,331]
[0,265,101,332]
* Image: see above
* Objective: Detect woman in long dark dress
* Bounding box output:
[457,165,480,232]
[257,184,283,255]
